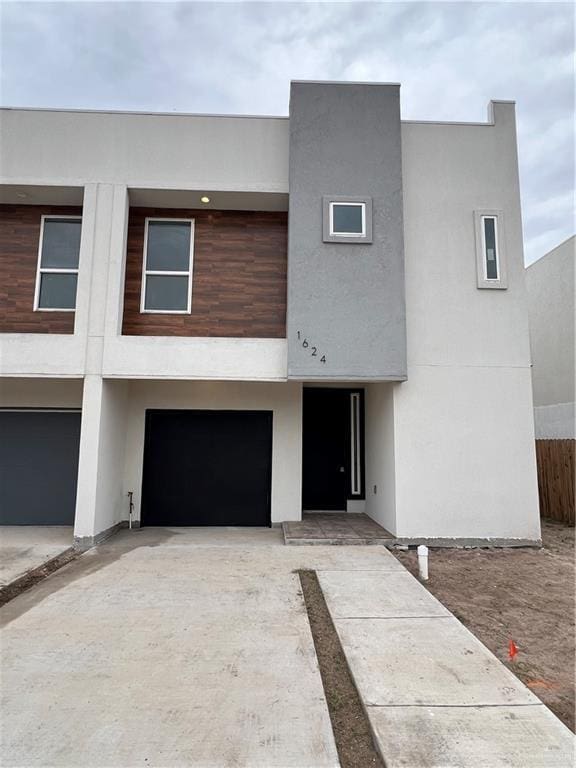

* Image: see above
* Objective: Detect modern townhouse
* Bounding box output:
[0,80,541,547]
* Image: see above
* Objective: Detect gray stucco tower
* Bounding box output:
[287,81,407,380]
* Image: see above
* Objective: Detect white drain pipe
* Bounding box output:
[417,545,429,581]
[127,491,134,530]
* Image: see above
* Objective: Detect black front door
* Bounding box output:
[302,388,363,511]
[141,410,272,526]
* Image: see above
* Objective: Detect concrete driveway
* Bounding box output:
[0,526,73,586]
[0,527,401,768]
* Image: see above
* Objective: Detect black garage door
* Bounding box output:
[141,410,273,527]
[0,410,81,525]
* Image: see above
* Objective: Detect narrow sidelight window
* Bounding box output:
[141,219,194,313]
[482,216,499,280]
[474,210,507,289]
[35,216,82,310]
[350,392,362,496]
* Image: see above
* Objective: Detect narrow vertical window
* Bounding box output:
[350,392,362,496]
[35,216,82,310]
[474,210,507,289]
[141,219,194,313]
[482,216,499,280]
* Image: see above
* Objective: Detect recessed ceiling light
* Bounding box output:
[200,196,210,204]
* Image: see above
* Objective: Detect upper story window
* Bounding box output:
[35,216,82,311]
[482,216,499,279]
[331,202,366,237]
[474,210,507,289]
[141,219,194,313]
[322,196,373,244]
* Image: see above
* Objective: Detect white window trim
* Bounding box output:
[140,217,195,314]
[34,215,82,312]
[329,201,367,238]
[474,209,508,290]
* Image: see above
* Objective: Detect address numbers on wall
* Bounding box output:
[297,331,326,363]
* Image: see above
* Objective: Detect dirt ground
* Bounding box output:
[393,519,575,731]
[298,570,384,768]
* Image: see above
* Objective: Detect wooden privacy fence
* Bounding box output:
[535,439,575,525]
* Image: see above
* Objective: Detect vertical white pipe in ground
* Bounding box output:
[417,545,429,581]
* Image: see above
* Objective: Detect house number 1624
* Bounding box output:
[297,331,326,363]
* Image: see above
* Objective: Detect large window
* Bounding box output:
[141,219,194,313]
[474,210,507,289]
[35,216,82,310]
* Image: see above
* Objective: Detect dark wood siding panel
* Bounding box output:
[122,208,287,338]
[0,204,81,334]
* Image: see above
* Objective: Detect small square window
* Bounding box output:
[141,219,194,313]
[331,203,365,237]
[323,196,373,243]
[35,216,82,311]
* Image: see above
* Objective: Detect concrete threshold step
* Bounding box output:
[285,536,394,546]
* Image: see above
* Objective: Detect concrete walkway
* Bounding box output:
[0,526,73,586]
[318,569,575,767]
[1,527,402,768]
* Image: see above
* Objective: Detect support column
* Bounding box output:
[74,183,129,369]
[73,376,129,547]
[72,183,130,546]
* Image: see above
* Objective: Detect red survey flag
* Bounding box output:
[508,639,519,661]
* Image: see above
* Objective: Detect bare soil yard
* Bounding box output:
[393,519,575,731]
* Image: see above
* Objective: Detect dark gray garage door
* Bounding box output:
[0,410,81,525]
[141,410,273,527]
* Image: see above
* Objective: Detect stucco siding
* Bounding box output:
[0,108,289,193]
[287,82,406,380]
[364,383,397,534]
[392,101,540,540]
[393,365,540,540]
[526,236,575,439]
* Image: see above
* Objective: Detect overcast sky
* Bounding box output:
[1,1,573,264]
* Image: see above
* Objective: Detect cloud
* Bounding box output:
[0,1,573,263]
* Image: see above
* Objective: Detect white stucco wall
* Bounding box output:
[526,236,575,438]
[0,108,289,193]
[0,336,87,377]
[364,383,397,534]
[74,377,129,540]
[102,337,287,381]
[533,403,575,440]
[122,380,303,525]
[391,101,541,540]
[392,366,539,539]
